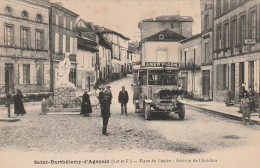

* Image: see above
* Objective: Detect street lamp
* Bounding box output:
[0,85,13,118]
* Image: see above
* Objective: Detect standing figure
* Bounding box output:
[225,87,231,106]
[14,89,26,115]
[248,86,256,112]
[105,86,112,104]
[81,90,92,117]
[241,93,253,125]
[118,86,129,115]
[100,93,111,136]
[98,85,105,105]
[238,83,249,113]
[178,84,184,100]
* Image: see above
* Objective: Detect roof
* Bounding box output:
[142,29,186,42]
[77,37,98,52]
[52,3,79,18]
[141,15,194,22]
[95,25,130,40]
[180,33,201,43]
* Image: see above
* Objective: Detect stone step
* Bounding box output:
[48,108,80,113]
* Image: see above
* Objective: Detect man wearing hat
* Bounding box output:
[118,86,129,115]
[105,86,112,105]
[100,92,111,136]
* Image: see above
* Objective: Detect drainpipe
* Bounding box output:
[49,7,54,92]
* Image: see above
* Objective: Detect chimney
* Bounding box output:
[55,2,63,7]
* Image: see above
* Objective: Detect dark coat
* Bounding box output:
[104,90,112,104]
[118,90,129,104]
[98,91,105,104]
[100,95,110,118]
[14,93,26,115]
[81,93,92,114]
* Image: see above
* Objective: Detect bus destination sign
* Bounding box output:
[145,62,179,68]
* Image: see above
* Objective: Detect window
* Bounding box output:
[216,0,221,16]
[204,14,209,31]
[171,23,174,29]
[70,21,73,30]
[159,34,164,40]
[37,65,44,84]
[55,15,58,25]
[69,69,76,85]
[223,22,229,48]
[23,64,30,84]
[238,15,246,45]
[70,37,73,54]
[184,51,187,66]
[217,64,226,90]
[216,25,222,50]
[21,11,28,20]
[231,0,236,8]
[230,18,237,48]
[4,24,14,46]
[35,30,44,50]
[63,18,66,28]
[5,6,12,16]
[249,9,256,39]
[21,27,30,48]
[55,33,59,53]
[223,0,228,13]
[63,35,66,53]
[193,48,196,64]
[36,14,42,23]
[205,42,209,63]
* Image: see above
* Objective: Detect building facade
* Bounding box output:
[138,15,194,40]
[213,0,260,103]
[49,2,78,90]
[179,34,202,99]
[0,0,51,94]
[200,0,214,100]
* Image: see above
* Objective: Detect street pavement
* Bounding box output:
[0,75,260,168]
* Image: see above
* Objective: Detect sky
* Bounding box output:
[53,0,201,42]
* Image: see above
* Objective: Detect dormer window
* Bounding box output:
[5,6,12,16]
[159,34,164,40]
[36,14,42,23]
[21,11,28,20]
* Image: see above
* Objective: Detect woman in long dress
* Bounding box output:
[14,89,26,115]
[241,93,253,125]
[81,90,92,117]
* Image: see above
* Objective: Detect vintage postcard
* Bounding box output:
[0,0,259,167]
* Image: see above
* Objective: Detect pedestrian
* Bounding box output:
[100,93,111,136]
[248,86,256,112]
[238,83,249,113]
[98,85,105,105]
[80,90,92,117]
[241,93,253,125]
[225,87,231,106]
[14,89,26,116]
[105,86,112,105]
[118,86,129,115]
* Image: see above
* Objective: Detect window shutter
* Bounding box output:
[18,64,23,84]
[55,33,59,53]
[70,37,73,54]
[30,64,35,84]
[63,35,66,53]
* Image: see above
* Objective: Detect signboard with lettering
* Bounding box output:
[145,62,179,68]
[244,39,256,45]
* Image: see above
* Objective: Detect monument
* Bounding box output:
[51,52,79,109]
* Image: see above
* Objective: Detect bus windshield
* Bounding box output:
[148,70,178,85]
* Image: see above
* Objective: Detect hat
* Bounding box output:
[99,85,105,89]
[106,86,111,88]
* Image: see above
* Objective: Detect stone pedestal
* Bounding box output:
[53,86,78,108]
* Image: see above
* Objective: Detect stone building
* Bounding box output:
[100,29,130,79]
[212,0,260,103]
[49,2,78,90]
[200,0,214,100]
[138,15,194,40]
[0,0,51,94]
[179,34,202,99]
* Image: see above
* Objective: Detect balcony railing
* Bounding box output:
[52,53,76,62]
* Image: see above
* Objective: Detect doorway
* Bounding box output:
[5,64,14,94]
[202,70,210,97]
[231,63,235,100]
[87,77,91,91]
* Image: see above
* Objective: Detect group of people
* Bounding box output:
[239,83,257,125]
[80,85,129,136]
